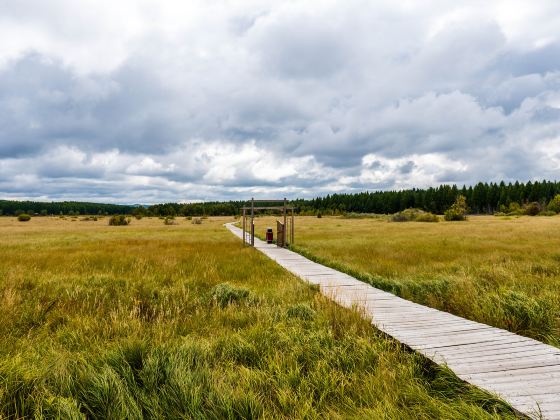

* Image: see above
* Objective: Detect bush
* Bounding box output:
[538,210,556,216]
[316,212,322,218]
[444,195,468,221]
[192,217,202,225]
[547,194,560,213]
[108,215,130,226]
[17,214,31,222]
[501,202,523,215]
[163,216,177,225]
[524,202,541,216]
[134,214,143,220]
[415,212,439,222]
[392,208,438,222]
[210,283,250,307]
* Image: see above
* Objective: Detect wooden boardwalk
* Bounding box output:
[225,223,560,419]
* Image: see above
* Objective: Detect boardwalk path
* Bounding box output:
[225,223,560,419]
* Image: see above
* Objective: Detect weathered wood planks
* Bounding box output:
[225,223,560,419]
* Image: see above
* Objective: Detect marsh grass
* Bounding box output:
[252,215,560,345]
[0,217,516,418]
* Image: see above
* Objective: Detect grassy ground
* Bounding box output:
[0,216,516,419]
[252,215,560,346]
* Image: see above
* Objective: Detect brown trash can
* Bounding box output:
[266,227,273,244]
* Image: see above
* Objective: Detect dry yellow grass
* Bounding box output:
[0,216,515,418]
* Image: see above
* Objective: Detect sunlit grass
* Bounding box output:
[252,215,560,346]
[0,216,515,418]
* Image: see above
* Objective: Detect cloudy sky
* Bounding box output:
[1,0,560,203]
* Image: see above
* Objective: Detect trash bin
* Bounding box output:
[266,227,273,244]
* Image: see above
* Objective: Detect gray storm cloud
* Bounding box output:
[0,0,559,203]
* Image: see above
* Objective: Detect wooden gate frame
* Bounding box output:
[241,198,294,247]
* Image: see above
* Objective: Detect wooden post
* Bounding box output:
[277,220,284,247]
[242,208,246,246]
[283,198,287,247]
[251,197,254,246]
[291,208,294,245]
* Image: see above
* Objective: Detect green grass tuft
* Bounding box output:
[210,283,250,308]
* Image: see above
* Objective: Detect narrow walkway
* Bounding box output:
[225,223,560,419]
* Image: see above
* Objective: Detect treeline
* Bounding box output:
[141,180,560,216]
[307,181,560,215]
[0,200,135,216]
[2,180,559,217]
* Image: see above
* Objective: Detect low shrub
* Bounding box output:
[415,212,439,222]
[392,208,422,222]
[316,212,322,218]
[500,202,523,215]
[524,202,541,216]
[192,218,202,225]
[108,215,130,226]
[186,216,192,220]
[538,210,556,216]
[134,214,143,220]
[17,214,31,222]
[210,283,250,307]
[392,208,438,222]
[163,216,177,225]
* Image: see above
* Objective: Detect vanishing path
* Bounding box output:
[225,223,560,419]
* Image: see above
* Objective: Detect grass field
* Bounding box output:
[253,215,560,346]
[0,216,517,419]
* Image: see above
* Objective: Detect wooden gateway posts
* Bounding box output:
[241,198,294,248]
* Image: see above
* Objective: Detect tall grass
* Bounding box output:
[252,215,560,346]
[0,217,515,418]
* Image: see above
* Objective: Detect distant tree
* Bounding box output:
[444,195,468,221]
[547,194,560,213]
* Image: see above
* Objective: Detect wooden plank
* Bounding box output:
[225,223,560,419]
[423,340,545,356]
[450,357,560,373]
[438,348,560,363]
[463,365,560,382]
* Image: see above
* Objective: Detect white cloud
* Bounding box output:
[0,0,559,202]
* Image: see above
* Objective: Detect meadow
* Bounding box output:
[253,215,560,346]
[0,216,516,419]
